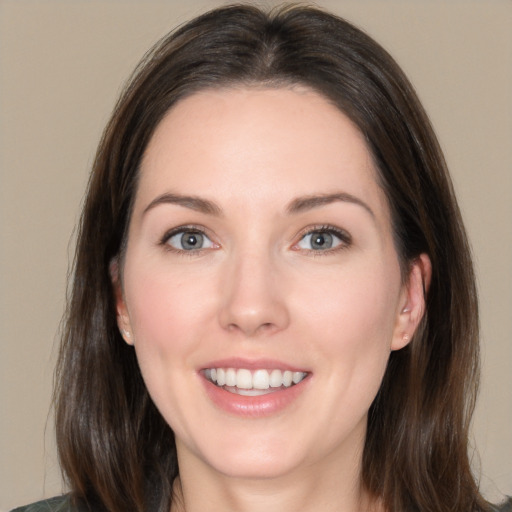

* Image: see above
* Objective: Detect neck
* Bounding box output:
[170,443,381,512]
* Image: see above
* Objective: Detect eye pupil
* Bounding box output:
[181,232,203,250]
[311,231,333,250]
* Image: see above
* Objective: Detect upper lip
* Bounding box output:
[201,357,309,373]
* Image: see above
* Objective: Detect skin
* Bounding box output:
[114,87,430,512]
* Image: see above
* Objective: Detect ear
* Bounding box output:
[391,253,432,351]
[110,258,134,345]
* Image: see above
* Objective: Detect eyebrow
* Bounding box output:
[143,193,222,216]
[142,191,374,218]
[286,193,375,218]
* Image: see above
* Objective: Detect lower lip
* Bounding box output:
[201,375,309,418]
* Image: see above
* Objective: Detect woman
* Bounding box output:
[13,4,510,512]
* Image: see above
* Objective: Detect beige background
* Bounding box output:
[1,1,511,510]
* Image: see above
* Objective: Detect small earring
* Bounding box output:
[401,306,410,314]
[403,333,410,343]
[123,330,131,339]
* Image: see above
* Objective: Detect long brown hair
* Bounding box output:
[55,4,488,511]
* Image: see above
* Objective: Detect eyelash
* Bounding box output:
[159,224,352,255]
[159,224,217,256]
[293,224,352,255]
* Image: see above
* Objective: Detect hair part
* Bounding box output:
[55,4,487,511]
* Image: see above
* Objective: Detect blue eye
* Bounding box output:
[166,230,215,251]
[297,228,348,251]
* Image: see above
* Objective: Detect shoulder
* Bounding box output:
[492,497,512,512]
[10,495,82,512]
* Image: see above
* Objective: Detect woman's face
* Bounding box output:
[116,87,425,481]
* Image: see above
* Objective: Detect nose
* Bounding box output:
[218,249,290,337]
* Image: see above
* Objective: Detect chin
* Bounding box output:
[214,455,300,480]
[188,432,306,480]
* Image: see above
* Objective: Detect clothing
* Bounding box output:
[495,499,512,512]
[11,494,512,511]
[11,496,77,512]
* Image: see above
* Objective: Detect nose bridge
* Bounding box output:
[218,243,289,336]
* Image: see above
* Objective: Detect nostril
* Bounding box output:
[253,322,279,336]
[225,321,277,337]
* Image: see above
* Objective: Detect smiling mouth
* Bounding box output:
[203,368,308,396]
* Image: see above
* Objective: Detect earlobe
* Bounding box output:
[391,253,431,351]
[110,257,134,345]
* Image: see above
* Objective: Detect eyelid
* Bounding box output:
[160,224,219,252]
[291,224,352,253]
[158,223,351,254]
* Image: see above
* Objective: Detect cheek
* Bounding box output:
[296,258,401,344]
[126,263,215,347]
[123,265,218,432]
[295,258,401,397]
[122,263,217,402]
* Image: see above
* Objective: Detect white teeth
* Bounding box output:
[216,368,226,386]
[235,388,272,396]
[205,367,307,391]
[225,368,237,387]
[292,371,303,384]
[252,369,269,390]
[269,369,283,387]
[236,369,253,389]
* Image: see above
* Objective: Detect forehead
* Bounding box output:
[137,86,388,219]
